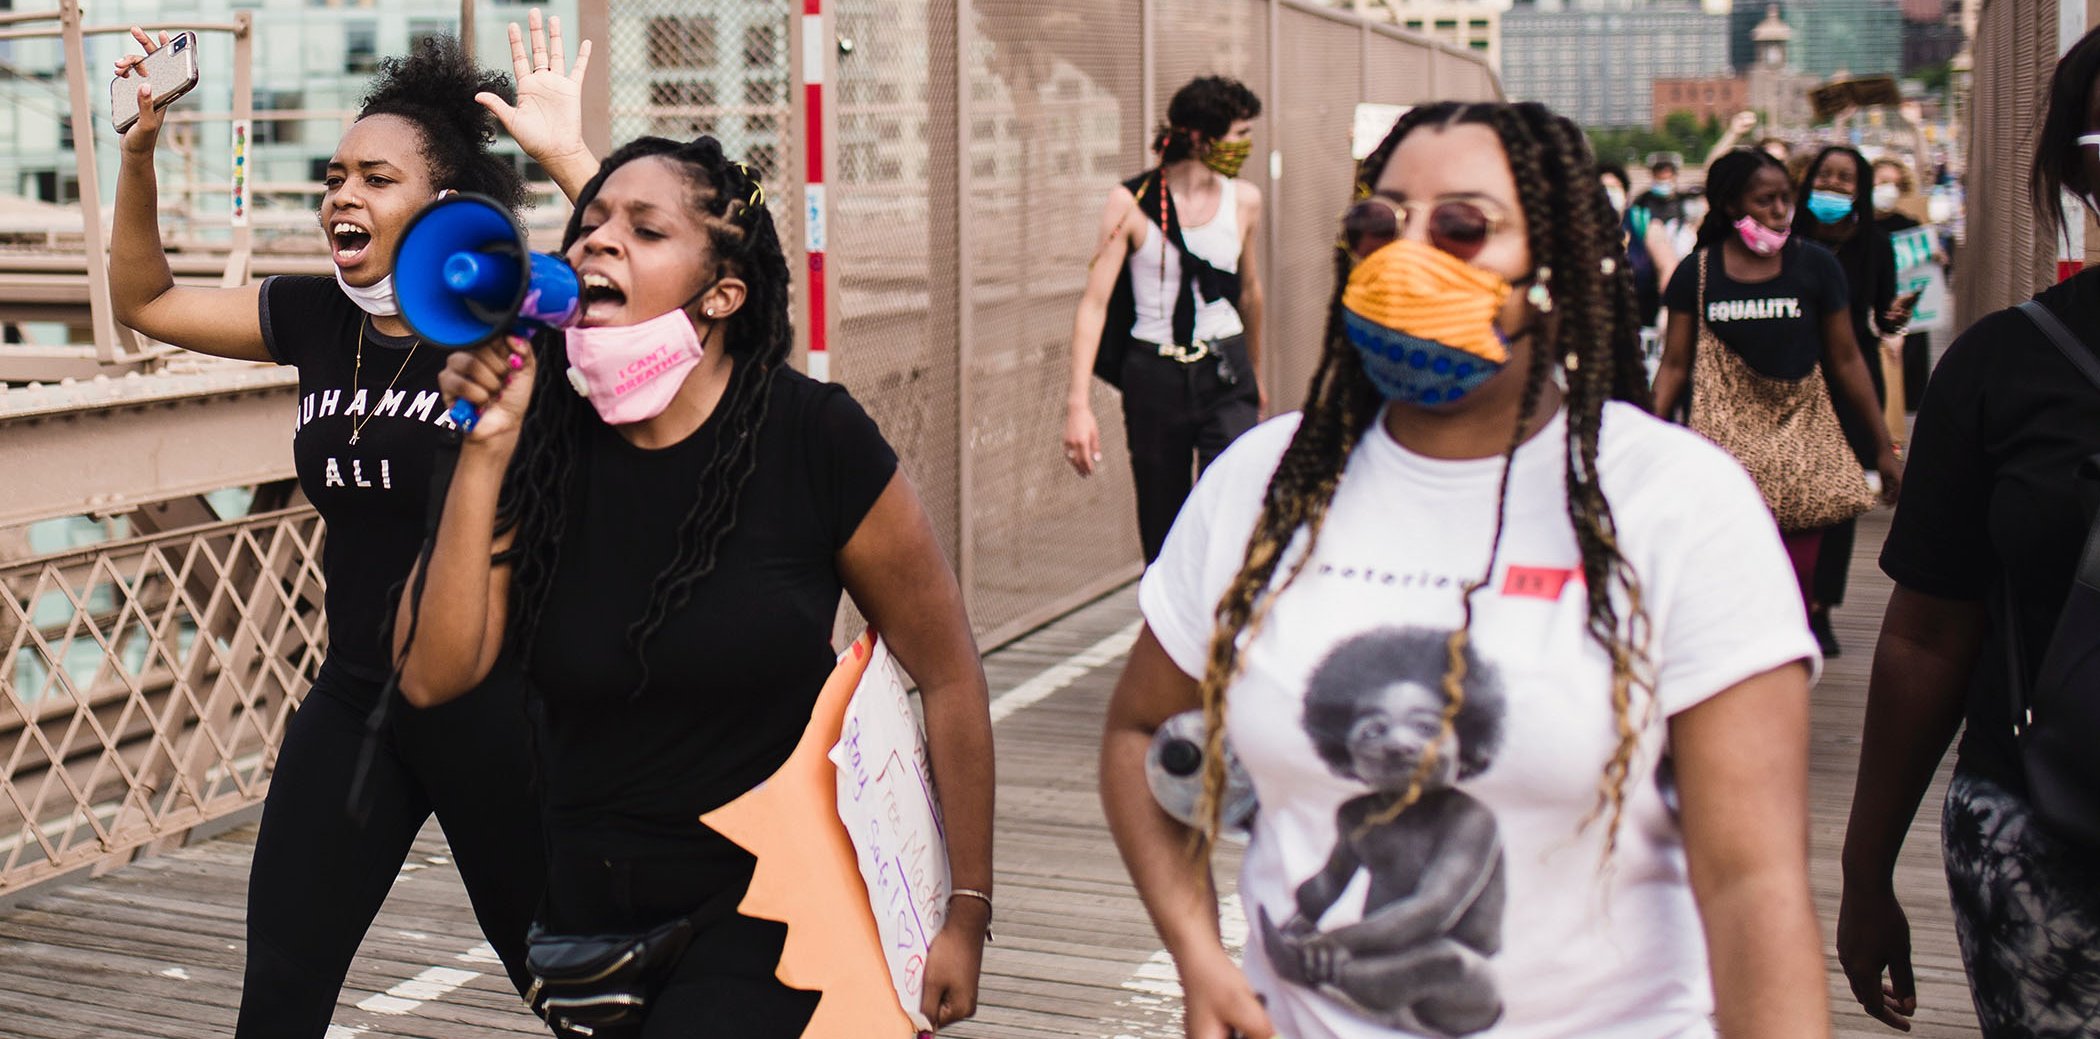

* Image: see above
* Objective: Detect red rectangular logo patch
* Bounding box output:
[1501,566,1581,600]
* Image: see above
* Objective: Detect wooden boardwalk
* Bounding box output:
[0,506,1982,1038]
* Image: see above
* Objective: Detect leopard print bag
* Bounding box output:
[1687,250,1877,533]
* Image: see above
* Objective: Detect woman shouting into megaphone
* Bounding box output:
[391,135,996,1037]
[107,15,591,1036]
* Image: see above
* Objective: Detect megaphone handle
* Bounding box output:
[447,397,480,432]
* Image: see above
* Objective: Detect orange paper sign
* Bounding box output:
[701,631,919,1039]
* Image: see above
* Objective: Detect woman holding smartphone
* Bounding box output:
[108,18,593,1035]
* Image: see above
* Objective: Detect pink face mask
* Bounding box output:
[1734,215,1790,257]
[563,307,708,425]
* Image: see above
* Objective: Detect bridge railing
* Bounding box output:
[0,505,322,895]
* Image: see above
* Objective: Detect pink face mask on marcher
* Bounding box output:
[563,307,710,425]
[1734,215,1791,257]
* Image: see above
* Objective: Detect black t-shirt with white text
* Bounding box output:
[528,369,899,860]
[260,275,459,687]
[1880,268,2100,788]
[1662,240,1851,380]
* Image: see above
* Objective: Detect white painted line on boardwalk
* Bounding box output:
[458,941,502,965]
[324,1027,368,1038]
[987,620,1143,725]
[356,965,481,1016]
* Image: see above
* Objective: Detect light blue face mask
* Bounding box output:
[1807,190,1855,225]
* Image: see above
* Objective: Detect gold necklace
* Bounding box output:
[348,315,419,446]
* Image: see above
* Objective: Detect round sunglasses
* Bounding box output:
[1343,197,1504,262]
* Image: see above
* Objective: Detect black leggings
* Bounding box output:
[236,660,545,1038]
[542,843,819,1039]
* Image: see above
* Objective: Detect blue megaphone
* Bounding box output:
[393,193,581,430]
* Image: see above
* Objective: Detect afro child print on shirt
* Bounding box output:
[1259,626,1509,1038]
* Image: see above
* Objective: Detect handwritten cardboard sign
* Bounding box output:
[828,636,951,1033]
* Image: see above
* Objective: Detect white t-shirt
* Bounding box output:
[1139,403,1818,1039]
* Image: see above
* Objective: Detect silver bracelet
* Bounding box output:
[950,888,994,941]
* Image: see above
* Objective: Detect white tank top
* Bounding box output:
[1129,176,1245,345]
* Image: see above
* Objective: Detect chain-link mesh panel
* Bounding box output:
[1270,9,1364,414]
[963,2,1147,641]
[1366,29,1434,105]
[830,0,964,573]
[1956,0,2054,328]
[607,2,799,263]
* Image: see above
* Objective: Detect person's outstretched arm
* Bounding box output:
[1102,629,1277,1039]
[1236,180,1268,416]
[393,336,530,706]
[1705,111,1759,166]
[1063,186,1141,477]
[1820,311,1904,500]
[1651,309,1697,417]
[837,472,994,1031]
[109,28,266,360]
[1837,585,1982,1032]
[1675,661,1831,1039]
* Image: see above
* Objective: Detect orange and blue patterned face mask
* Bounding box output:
[1341,238,1515,407]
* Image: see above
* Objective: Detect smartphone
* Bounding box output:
[111,32,200,135]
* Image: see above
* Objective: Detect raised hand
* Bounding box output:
[113,27,173,150]
[479,8,593,169]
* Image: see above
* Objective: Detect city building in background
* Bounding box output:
[1729,0,1904,78]
[1500,0,1731,127]
[1901,0,1964,71]
[0,0,576,243]
[1745,3,1819,126]
[1653,74,1748,127]
[610,5,790,181]
[1348,0,1504,70]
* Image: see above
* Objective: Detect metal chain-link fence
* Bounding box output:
[1955,0,2059,328]
[606,1,801,272]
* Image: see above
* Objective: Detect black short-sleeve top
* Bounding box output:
[1662,240,1851,380]
[1880,268,2100,786]
[527,368,900,857]
[259,275,460,686]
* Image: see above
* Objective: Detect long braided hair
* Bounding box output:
[1191,102,1656,861]
[496,136,793,692]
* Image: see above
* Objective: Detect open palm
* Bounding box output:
[477,9,592,166]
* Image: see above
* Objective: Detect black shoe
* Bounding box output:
[1810,610,1841,658]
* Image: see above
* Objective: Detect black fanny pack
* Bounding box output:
[525,914,699,1037]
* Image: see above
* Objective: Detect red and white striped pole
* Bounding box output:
[802,0,831,382]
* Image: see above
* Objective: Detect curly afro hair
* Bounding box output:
[1302,626,1506,783]
[357,33,526,212]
